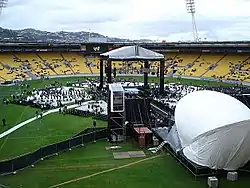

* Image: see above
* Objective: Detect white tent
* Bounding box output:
[174,90,250,170]
[100,45,164,60]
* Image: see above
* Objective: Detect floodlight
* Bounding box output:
[0,0,8,16]
[185,0,199,42]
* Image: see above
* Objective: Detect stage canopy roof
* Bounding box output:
[100,45,164,60]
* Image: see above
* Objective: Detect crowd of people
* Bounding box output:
[150,83,250,113]
[23,86,88,109]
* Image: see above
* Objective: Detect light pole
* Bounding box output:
[186,0,199,42]
[0,0,8,16]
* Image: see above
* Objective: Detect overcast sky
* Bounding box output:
[1,0,250,41]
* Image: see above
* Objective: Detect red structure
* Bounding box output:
[133,127,153,147]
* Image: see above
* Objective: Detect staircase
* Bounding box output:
[12,53,21,61]
[25,70,38,79]
[149,141,167,153]
[60,53,75,74]
[164,54,178,73]
[36,53,58,75]
[13,54,37,75]
[166,69,174,77]
[85,57,93,74]
[0,74,6,81]
[223,56,250,78]
[200,53,227,77]
[180,54,202,75]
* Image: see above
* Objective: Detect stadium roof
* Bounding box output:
[100,45,164,60]
[174,90,250,170]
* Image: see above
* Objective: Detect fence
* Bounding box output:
[0,128,108,176]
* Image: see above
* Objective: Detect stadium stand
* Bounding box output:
[14,52,55,77]
[0,51,250,83]
[173,53,200,76]
[186,53,224,77]
[0,53,28,80]
[61,52,90,74]
[112,61,143,75]
[203,54,250,80]
[38,52,73,75]
[85,56,99,74]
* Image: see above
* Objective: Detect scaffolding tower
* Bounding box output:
[108,83,126,142]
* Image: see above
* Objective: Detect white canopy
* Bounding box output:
[100,45,164,60]
[175,90,250,170]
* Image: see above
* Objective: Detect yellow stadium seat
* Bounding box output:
[189,54,223,77]
[62,53,91,74]
[0,53,28,80]
[38,52,73,75]
[204,55,249,79]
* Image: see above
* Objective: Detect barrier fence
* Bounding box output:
[0,128,108,176]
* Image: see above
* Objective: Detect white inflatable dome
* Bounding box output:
[175,90,250,170]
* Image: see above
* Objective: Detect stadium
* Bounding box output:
[1,1,250,188]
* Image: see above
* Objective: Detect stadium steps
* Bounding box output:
[239,56,250,70]
[223,56,250,78]
[1,62,22,80]
[164,53,178,73]
[25,70,38,79]
[36,53,58,75]
[179,54,202,75]
[200,53,228,77]
[13,53,38,74]
[12,53,38,79]
[0,75,6,81]
[60,53,76,74]
[85,57,93,74]
[12,54,21,61]
[166,69,174,77]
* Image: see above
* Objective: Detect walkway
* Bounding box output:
[0,104,79,139]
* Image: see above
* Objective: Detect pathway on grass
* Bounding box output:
[0,104,79,139]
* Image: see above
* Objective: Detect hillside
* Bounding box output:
[0,27,135,43]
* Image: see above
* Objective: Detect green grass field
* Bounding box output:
[0,114,107,161]
[0,104,38,134]
[0,76,248,188]
[0,140,249,188]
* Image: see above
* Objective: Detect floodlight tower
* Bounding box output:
[186,0,199,42]
[0,0,8,16]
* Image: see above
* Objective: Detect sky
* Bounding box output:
[1,0,250,41]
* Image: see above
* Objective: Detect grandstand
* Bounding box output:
[0,42,250,85]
